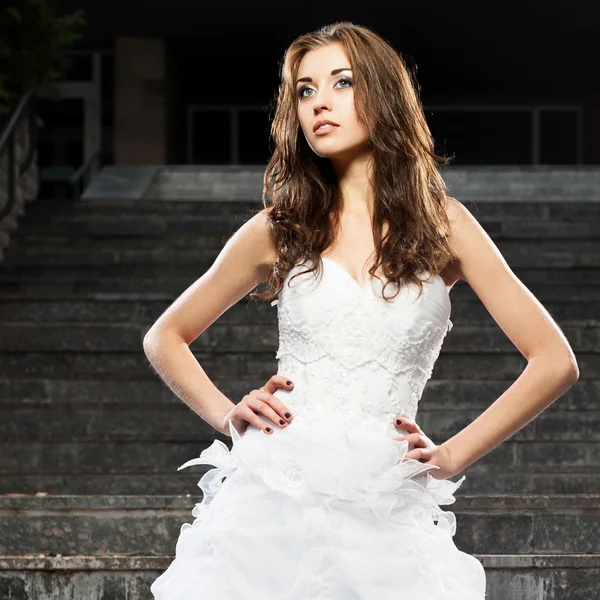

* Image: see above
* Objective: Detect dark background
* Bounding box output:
[39,1,600,169]
[62,1,600,100]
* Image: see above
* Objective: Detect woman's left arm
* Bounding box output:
[439,198,580,475]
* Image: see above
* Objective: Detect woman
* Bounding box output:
[145,21,579,599]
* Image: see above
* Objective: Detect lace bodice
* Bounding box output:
[270,257,453,439]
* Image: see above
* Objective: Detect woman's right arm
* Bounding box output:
[142,208,278,437]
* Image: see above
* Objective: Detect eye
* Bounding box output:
[297,76,354,99]
[337,77,353,89]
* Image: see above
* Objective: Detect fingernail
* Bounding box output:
[286,380,293,385]
[396,419,402,425]
[266,427,272,432]
[285,413,291,418]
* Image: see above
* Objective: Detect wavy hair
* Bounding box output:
[250,20,456,303]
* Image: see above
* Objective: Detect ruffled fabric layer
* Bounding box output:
[150,419,486,599]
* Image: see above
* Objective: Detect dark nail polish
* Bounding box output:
[266,427,272,432]
[396,419,402,425]
[286,380,292,385]
[279,419,285,425]
[285,413,291,418]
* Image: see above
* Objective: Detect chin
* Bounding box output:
[308,142,351,159]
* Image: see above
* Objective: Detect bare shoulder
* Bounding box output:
[144,206,279,345]
[437,196,464,287]
[214,205,279,283]
[255,206,279,267]
[442,195,464,223]
[442,196,489,281]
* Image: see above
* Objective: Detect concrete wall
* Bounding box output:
[114,37,166,164]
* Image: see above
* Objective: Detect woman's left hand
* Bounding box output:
[392,415,457,480]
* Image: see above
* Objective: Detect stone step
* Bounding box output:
[0,351,597,380]
[1,378,597,412]
[1,297,598,325]
[2,264,600,289]
[13,214,234,239]
[0,322,596,353]
[0,437,597,478]
[11,215,600,244]
[19,196,600,219]
[0,557,165,600]
[138,164,600,201]
[0,403,597,443]
[1,553,598,600]
[2,277,600,300]
[21,197,259,217]
[1,469,599,495]
[13,231,226,250]
[0,495,597,556]
[4,241,600,268]
[442,166,600,202]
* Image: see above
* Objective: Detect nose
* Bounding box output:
[312,90,332,113]
[313,102,332,116]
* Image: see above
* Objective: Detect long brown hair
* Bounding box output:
[250,20,456,303]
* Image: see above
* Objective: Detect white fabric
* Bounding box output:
[151,256,487,599]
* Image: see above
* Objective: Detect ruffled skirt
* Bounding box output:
[150,417,486,599]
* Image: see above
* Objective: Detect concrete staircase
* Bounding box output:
[0,167,599,598]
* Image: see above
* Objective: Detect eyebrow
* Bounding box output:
[295,68,352,86]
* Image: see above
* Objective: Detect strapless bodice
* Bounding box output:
[270,257,453,438]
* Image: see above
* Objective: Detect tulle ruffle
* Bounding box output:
[151,419,486,599]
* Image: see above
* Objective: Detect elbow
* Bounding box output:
[143,327,164,356]
[531,348,580,384]
[564,347,580,383]
[143,326,184,356]
[557,353,579,384]
[142,332,156,356]
[565,360,580,384]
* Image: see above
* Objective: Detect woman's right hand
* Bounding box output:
[222,375,295,437]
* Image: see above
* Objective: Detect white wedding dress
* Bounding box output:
[151,256,487,599]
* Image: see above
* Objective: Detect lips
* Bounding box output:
[313,120,339,132]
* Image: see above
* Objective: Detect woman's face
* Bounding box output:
[296,42,371,161]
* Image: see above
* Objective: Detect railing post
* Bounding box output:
[69,148,102,200]
[230,108,239,164]
[19,92,38,176]
[0,84,37,220]
[532,108,540,165]
[576,108,583,165]
[4,132,16,221]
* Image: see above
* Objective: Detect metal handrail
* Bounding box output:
[70,147,101,199]
[0,85,35,150]
[186,102,583,165]
[0,83,38,221]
